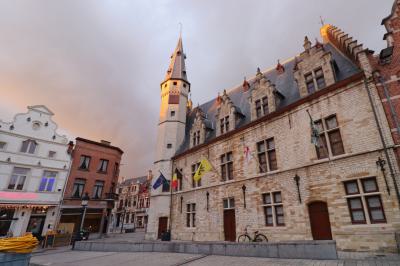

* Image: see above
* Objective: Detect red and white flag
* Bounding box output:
[244,146,252,164]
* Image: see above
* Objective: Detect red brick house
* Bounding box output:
[59,138,123,235]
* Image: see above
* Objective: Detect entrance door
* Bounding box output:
[223,209,236,241]
[27,216,45,236]
[308,201,333,240]
[157,217,168,239]
[0,209,15,236]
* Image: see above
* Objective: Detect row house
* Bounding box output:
[0,105,72,237]
[59,138,122,236]
[112,172,151,232]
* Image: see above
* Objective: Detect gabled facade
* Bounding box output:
[111,173,151,233]
[147,1,400,252]
[0,105,72,237]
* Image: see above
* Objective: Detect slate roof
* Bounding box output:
[120,176,147,186]
[175,43,360,156]
[163,37,189,84]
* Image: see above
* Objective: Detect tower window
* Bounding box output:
[171,111,175,117]
[183,84,187,88]
[173,82,177,85]
[167,143,172,149]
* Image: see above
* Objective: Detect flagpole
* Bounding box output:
[241,136,267,173]
[202,155,224,181]
[169,165,173,234]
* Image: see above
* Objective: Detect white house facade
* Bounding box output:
[0,105,72,237]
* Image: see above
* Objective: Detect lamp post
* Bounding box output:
[206,191,210,211]
[376,157,391,194]
[79,193,90,232]
[293,175,302,203]
[242,185,246,209]
[120,207,126,234]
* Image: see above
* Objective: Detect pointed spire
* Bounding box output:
[164,37,188,83]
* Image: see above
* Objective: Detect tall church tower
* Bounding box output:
[146,37,190,240]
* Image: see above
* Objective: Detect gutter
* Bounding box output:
[363,77,400,208]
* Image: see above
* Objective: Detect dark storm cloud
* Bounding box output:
[0,0,394,177]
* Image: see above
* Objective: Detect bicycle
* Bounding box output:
[237,226,268,242]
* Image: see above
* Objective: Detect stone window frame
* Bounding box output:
[220,152,234,182]
[192,130,201,147]
[0,141,6,150]
[257,137,278,173]
[255,96,269,119]
[223,197,235,209]
[343,177,386,224]
[261,191,285,227]
[191,162,201,188]
[38,170,57,192]
[20,139,38,154]
[314,114,345,160]
[8,167,29,191]
[186,203,196,228]
[48,150,57,158]
[220,116,230,134]
[304,67,326,94]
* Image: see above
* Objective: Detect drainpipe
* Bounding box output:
[363,77,400,208]
[378,75,400,136]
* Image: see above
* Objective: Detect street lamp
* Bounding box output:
[79,193,90,232]
[293,174,302,203]
[120,207,126,234]
[242,185,246,209]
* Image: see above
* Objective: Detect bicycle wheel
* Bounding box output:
[254,233,268,242]
[237,234,251,242]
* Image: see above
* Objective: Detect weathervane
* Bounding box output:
[178,22,183,37]
[319,16,325,26]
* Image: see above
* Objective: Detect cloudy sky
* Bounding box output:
[0,0,394,178]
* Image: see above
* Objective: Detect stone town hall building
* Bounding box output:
[147,1,400,252]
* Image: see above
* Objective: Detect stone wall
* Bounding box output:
[170,78,400,252]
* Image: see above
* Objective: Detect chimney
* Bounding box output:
[100,140,111,145]
[67,141,74,154]
[147,170,153,180]
[304,36,311,51]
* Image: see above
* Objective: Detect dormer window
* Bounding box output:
[192,130,200,146]
[220,116,230,134]
[305,67,326,94]
[315,68,326,89]
[305,73,315,93]
[20,139,37,154]
[255,97,269,118]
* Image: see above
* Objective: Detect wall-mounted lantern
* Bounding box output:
[293,174,302,203]
[242,184,247,208]
[206,191,210,211]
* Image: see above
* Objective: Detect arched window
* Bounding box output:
[20,139,37,154]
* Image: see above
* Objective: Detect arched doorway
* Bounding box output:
[308,201,333,240]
